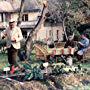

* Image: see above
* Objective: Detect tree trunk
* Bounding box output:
[17,0,25,26]
[25,4,47,59]
[62,17,68,41]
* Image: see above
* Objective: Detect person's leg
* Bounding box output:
[11,46,18,65]
[7,45,18,66]
[77,55,83,60]
[7,47,12,65]
[77,50,83,61]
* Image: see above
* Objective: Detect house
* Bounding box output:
[0,0,41,38]
[0,0,64,42]
[36,22,64,42]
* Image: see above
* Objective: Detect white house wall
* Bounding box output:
[36,25,64,42]
[36,24,46,41]
[28,12,40,21]
[11,13,18,21]
[53,26,64,41]
[0,12,64,42]
[10,12,40,21]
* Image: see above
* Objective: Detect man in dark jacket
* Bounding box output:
[64,35,75,48]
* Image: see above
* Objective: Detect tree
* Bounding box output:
[46,0,90,40]
[14,0,47,60]
[17,0,25,25]
[25,1,47,59]
[60,0,90,37]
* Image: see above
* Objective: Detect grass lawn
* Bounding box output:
[81,62,90,72]
[0,53,9,69]
[0,52,90,70]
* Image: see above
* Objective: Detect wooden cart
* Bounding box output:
[34,44,75,61]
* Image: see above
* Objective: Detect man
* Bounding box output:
[64,34,75,65]
[1,19,23,66]
[64,34,75,48]
[77,34,89,60]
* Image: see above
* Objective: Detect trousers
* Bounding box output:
[7,45,18,65]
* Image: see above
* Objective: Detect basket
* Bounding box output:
[34,44,49,60]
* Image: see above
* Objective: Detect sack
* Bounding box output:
[18,51,27,61]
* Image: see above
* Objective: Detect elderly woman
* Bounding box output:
[77,34,89,60]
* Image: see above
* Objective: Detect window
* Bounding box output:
[22,14,28,21]
[49,30,52,37]
[22,30,27,38]
[56,30,59,40]
[5,13,11,22]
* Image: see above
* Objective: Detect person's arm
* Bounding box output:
[78,42,84,46]
[78,39,89,48]
[64,40,69,48]
[84,39,89,48]
[0,30,7,39]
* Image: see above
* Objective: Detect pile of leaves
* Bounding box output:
[0,61,90,90]
[23,81,48,90]
[53,73,90,90]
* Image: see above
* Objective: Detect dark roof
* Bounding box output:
[0,1,13,12]
[14,0,41,12]
[15,9,41,13]
[0,0,41,13]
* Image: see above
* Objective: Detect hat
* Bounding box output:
[9,19,16,23]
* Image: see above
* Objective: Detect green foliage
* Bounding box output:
[83,29,90,39]
[52,64,84,75]
[52,65,65,75]
[23,63,31,70]
[0,39,6,48]
[0,39,6,53]
[48,56,62,64]
[22,62,43,80]
[65,16,81,37]
[59,0,87,14]
[60,0,89,36]
[24,66,43,80]
[70,0,84,12]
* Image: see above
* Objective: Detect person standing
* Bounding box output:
[1,19,23,66]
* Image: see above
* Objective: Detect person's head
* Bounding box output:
[9,19,16,29]
[68,35,74,41]
[68,33,74,41]
[81,34,86,39]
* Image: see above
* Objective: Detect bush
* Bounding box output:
[0,39,6,48]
